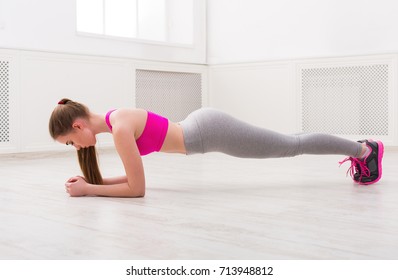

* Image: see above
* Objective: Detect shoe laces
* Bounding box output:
[339,157,370,181]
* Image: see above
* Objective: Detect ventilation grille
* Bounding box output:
[136,69,202,122]
[0,61,10,143]
[301,64,389,136]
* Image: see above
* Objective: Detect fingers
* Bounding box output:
[67,175,85,183]
[67,177,78,183]
[65,181,74,195]
[64,176,86,197]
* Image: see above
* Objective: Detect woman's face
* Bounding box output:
[56,123,96,150]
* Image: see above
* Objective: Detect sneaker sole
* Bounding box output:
[359,140,384,185]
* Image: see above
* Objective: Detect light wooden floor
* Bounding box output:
[0,148,397,260]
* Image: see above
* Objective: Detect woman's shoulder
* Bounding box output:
[112,108,147,116]
[109,108,147,131]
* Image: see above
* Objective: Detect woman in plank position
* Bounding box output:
[49,98,384,197]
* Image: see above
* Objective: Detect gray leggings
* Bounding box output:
[180,108,362,158]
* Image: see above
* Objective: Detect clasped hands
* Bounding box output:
[65,176,88,197]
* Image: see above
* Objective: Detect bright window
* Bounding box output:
[76,0,194,45]
[105,0,137,38]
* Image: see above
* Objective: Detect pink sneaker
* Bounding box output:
[339,140,384,185]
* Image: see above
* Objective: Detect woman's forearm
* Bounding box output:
[102,176,128,185]
[85,182,145,198]
[86,183,145,197]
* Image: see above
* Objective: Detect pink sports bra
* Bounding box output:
[105,109,169,156]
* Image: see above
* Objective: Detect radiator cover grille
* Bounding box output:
[301,64,389,136]
[136,69,202,122]
[0,60,10,143]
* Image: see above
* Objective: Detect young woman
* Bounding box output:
[49,98,384,197]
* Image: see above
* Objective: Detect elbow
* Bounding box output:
[128,191,145,198]
[132,188,145,198]
[136,192,145,198]
[136,185,146,197]
[127,182,145,198]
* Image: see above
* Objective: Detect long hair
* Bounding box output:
[49,98,103,185]
[77,146,103,185]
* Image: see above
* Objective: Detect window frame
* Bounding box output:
[75,0,195,48]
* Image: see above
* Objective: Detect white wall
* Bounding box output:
[0,0,206,64]
[208,0,398,64]
[209,55,398,146]
[2,0,398,154]
[209,62,295,133]
[206,0,398,147]
[0,48,207,154]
